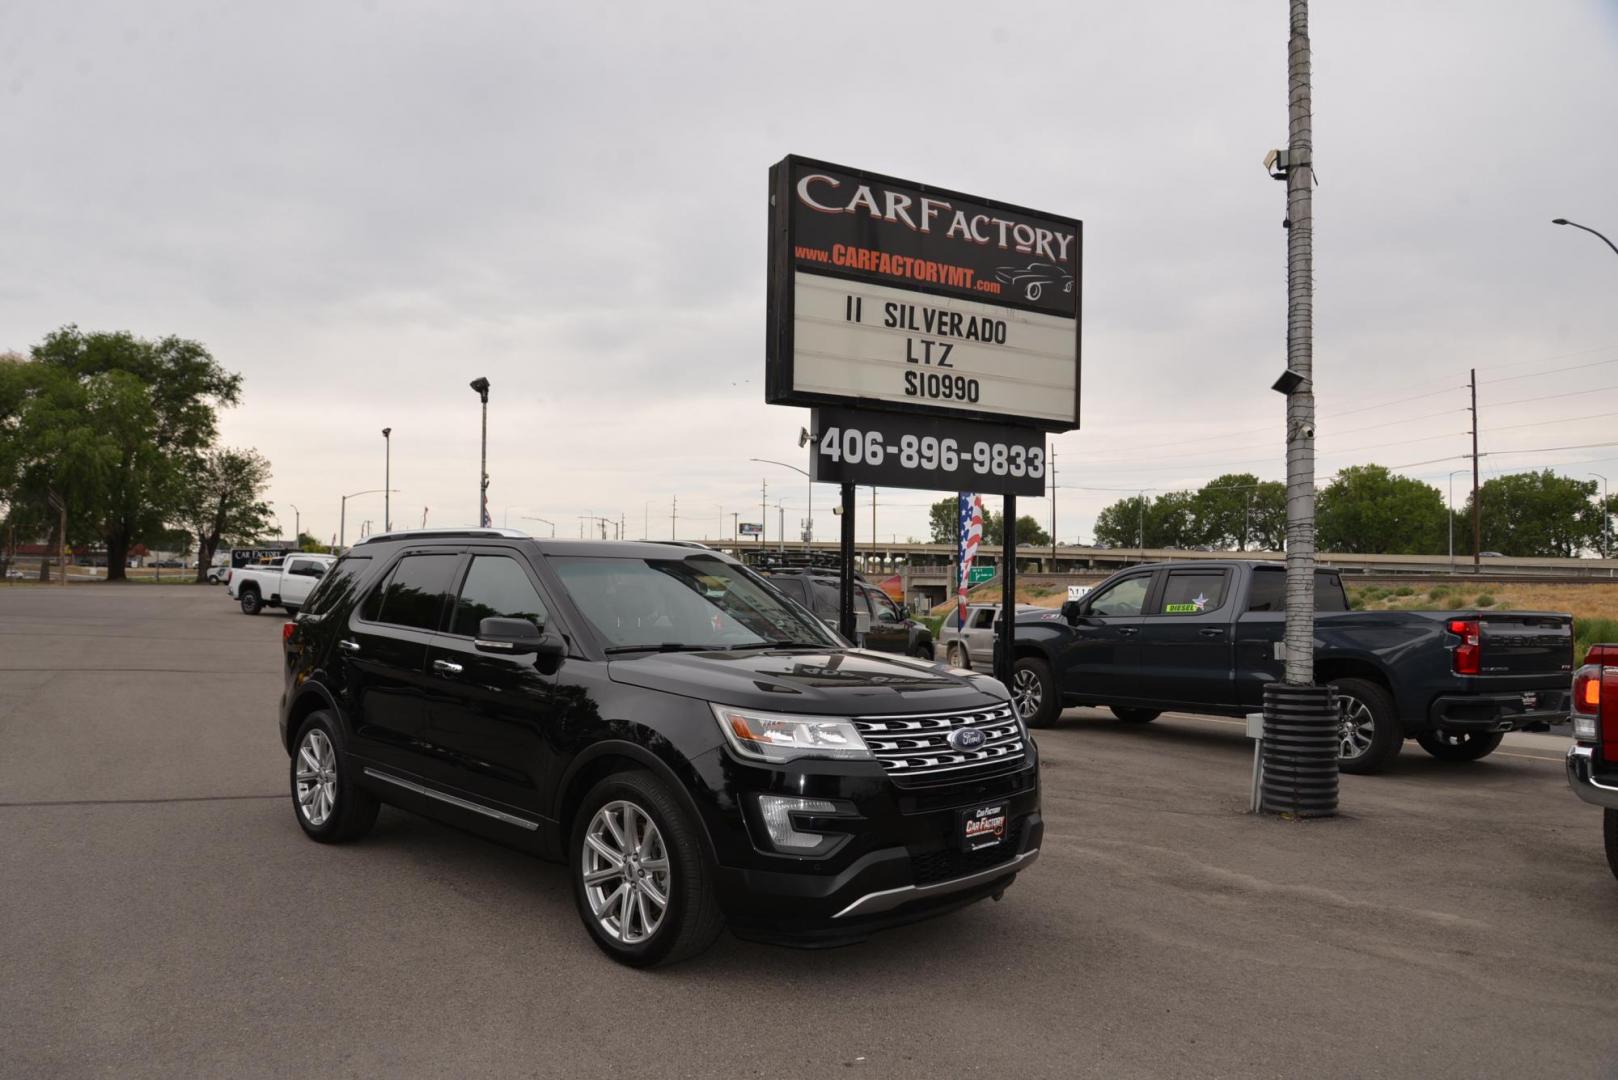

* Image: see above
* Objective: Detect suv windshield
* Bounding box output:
[551,555,837,652]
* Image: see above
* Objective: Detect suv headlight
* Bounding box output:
[711,704,872,763]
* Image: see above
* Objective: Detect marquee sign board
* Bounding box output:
[767,155,1082,432]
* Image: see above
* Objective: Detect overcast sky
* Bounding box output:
[4,1,1616,548]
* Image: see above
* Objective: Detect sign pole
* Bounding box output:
[838,482,857,641]
[997,494,1017,686]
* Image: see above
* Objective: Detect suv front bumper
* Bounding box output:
[1567,745,1618,811]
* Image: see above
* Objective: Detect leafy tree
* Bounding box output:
[1246,481,1287,551]
[1192,473,1285,550]
[927,497,958,544]
[1317,465,1447,554]
[1092,495,1149,548]
[1013,515,1050,547]
[173,448,273,581]
[1091,491,1199,549]
[297,532,331,553]
[1462,470,1603,557]
[27,327,241,579]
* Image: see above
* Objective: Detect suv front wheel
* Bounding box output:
[570,770,724,967]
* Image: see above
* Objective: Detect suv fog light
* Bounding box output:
[757,795,836,851]
[1573,713,1599,741]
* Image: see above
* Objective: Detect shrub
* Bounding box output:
[1427,587,1448,602]
[1575,617,1618,666]
[1475,594,1496,608]
[1394,586,1415,597]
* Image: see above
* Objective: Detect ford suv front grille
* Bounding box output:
[852,703,1026,783]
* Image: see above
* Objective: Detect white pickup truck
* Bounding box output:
[227,554,335,616]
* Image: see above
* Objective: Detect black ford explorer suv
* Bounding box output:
[279,530,1040,966]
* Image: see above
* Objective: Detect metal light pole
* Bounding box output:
[469,378,490,527]
[1552,218,1618,260]
[522,516,556,537]
[339,488,393,551]
[381,428,392,531]
[751,458,812,552]
[290,504,301,548]
[1590,473,1610,560]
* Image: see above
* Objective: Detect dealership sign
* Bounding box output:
[767,155,1082,432]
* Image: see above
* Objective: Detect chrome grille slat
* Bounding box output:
[853,703,1027,782]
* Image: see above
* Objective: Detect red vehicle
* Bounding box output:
[1568,644,1618,880]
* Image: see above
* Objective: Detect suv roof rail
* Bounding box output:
[354,527,529,546]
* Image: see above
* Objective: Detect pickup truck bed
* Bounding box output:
[1009,560,1573,774]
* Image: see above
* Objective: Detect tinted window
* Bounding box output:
[369,554,456,631]
[807,580,841,620]
[451,556,548,636]
[304,556,371,616]
[287,558,326,578]
[1158,571,1228,615]
[867,587,902,623]
[1089,575,1151,617]
[1248,569,1349,612]
[971,608,997,629]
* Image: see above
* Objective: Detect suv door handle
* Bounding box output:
[337,639,361,654]
[433,659,464,676]
[1118,627,1139,637]
[1199,628,1226,638]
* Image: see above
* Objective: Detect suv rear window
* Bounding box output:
[363,553,457,630]
[303,555,371,617]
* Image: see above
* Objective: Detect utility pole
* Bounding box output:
[469,378,490,527]
[760,479,767,547]
[731,512,738,546]
[671,496,677,541]
[1049,443,1057,568]
[1470,368,1481,572]
[381,428,391,531]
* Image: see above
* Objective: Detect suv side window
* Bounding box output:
[1088,574,1151,617]
[971,608,997,629]
[450,556,548,636]
[364,553,457,631]
[1156,570,1229,615]
[304,555,371,616]
[807,580,841,620]
[868,588,902,623]
[287,558,326,579]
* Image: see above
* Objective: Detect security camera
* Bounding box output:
[798,427,813,448]
[1296,422,1315,440]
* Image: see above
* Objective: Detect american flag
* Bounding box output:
[957,493,984,624]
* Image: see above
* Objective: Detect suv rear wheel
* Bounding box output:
[1415,729,1504,762]
[291,712,379,843]
[570,770,724,968]
[1111,707,1160,724]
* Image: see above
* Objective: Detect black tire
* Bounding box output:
[1604,809,1618,883]
[240,587,262,615]
[1332,677,1403,775]
[1112,707,1160,724]
[1415,729,1504,762]
[1012,655,1060,729]
[283,606,299,618]
[570,770,725,968]
[947,642,972,670]
[910,641,935,661]
[290,711,379,843]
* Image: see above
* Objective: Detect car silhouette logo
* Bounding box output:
[993,261,1074,303]
[949,727,987,751]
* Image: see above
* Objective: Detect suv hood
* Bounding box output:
[608,647,1008,715]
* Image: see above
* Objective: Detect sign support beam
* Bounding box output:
[838,482,857,641]
[997,494,1017,686]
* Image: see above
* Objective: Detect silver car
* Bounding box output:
[939,602,1043,670]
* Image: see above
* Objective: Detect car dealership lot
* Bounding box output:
[3,588,1616,1079]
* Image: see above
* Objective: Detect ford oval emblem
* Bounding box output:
[949,727,987,751]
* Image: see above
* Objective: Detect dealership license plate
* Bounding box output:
[1521,692,1538,709]
[960,804,1009,851]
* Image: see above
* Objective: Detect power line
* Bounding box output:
[1478,355,1618,386]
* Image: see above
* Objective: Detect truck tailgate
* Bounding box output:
[1475,612,1573,677]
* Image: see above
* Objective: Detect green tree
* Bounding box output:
[28,327,241,579]
[1317,465,1447,554]
[1463,470,1603,556]
[927,497,958,544]
[1092,495,1148,548]
[1191,473,1285,550]
[1013,515,1050,547]
[173,448,273,582]
[1092,491,1200,549]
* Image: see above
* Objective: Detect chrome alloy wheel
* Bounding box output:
[1337,694,1375,760]
[581,800,670,945]
[1012,667,1043,720]
[295,729,338,827]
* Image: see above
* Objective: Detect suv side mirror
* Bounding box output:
[476,617,561,658]
[897,603,912,621]
[1060,599,1085,624]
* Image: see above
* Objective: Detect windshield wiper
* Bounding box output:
[725,640,829,650]
[603,643,719,654]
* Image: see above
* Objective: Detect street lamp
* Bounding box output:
[751,457,812,552]
[1552,218,1618,260]
[469,377,490,527]
[1590,473,1610,561]
[521,516,556,537]
[289,504,301,548]
[1447,469,1470,572]
[339,488,396,551]
[381,428,392,531]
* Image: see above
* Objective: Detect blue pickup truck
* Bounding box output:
[1007,560,1574,774]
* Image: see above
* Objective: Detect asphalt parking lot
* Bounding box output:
[3,587,1617,1079]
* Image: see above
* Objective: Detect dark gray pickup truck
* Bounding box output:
[1007,560,1574,773]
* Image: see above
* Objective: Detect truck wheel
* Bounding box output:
[570,770,725,968]
[1332,677,1402,775]
[1012,656,1060,729]
[947,642,971,670]
[1415,729,1504,762]
[909,641,935,661]
[240,587,262,615]
[1605,809,1618,882]
[1111,707,1160,724]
